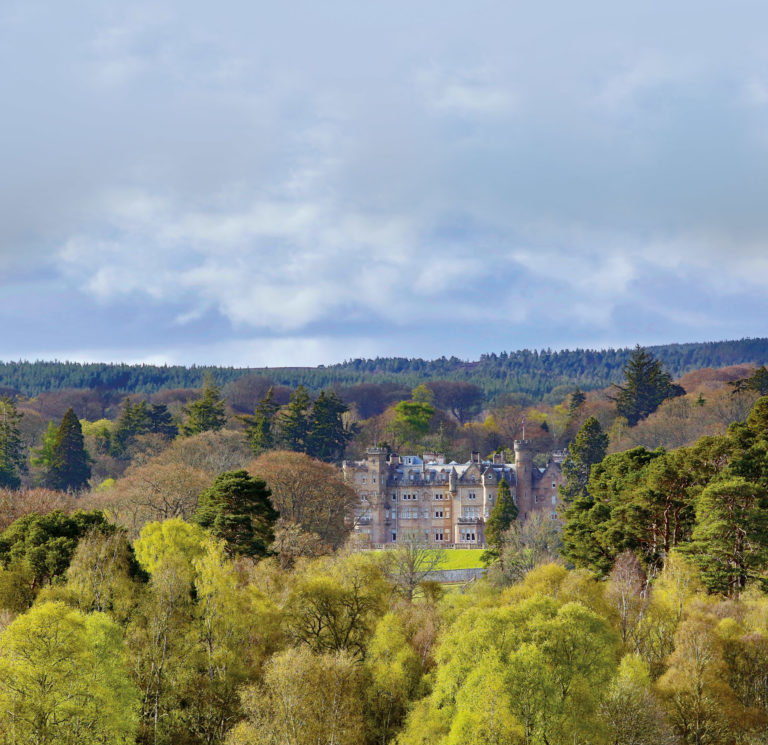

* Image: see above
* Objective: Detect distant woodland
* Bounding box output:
[2,336,768,400]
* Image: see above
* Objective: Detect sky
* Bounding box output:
[2,1,768,367]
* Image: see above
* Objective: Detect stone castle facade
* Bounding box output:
[342,442,563,546]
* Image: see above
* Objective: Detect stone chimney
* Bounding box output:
[471,451,481,464]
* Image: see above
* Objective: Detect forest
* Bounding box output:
[2,335,768,400]
[1,351,768,743]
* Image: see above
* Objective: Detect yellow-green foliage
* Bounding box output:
[0,602,139,744]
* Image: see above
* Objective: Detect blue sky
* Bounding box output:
[2,1,768,366]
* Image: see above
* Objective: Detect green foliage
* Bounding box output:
[729,364,768,396]
[277,384,312,451]
[483,478,517,563]
[684,477,768,597]
[611,346,684,426]
[112,398,177,455]
[391,400,435,445]
[0,396,27,489]
[306,390,354,461]
[183,374,227,436]
[0,602,140,743]
[559,415,608,503]
[193,470,278,557]
[0,509,113,594]
[31,420,57,470]
[240,386,279,454]
[47,407,91,491]
[3,337,768,402]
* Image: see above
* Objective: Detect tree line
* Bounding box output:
[2,336,767,400]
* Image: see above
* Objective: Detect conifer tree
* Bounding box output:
[685,477,768,597]
[47,408,91,491]
[240,387,279,454]
[277,385,312,452]
[0,396,27,489]
[307,390,354,462]
[183,374,227,435]
[482,478,517,565]
[611,346,683,426]
[559,416,608,503]
[193,470,278,557]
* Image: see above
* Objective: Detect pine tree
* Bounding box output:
[685,477,768,597]
[277,385,312,452]
[568,388,586,417]
[47,408,91,491]
[240,387,280,454]
[611,346,683,426]
[482,478,517,565]
[0,396,27,489]
[306,390,354,462]
[193,469,278,557]
[183,374,227,435]
[559,416,608,503]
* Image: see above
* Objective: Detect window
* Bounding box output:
[361,476,366,483]
[435,531,444,541]
[468,491,476,500]
[372,476,376,483]
[551,495,557,505]
[460,530,476,542]
[435,509,443,518]
[552,482,556,488]
[392,532,397,541]
[445,508,451,518]
[535,494,538,504]
[488,493,494,501]
[413,493,418,501]
[391,493,397,501]
[434,492,443,500]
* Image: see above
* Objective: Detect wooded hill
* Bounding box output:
[2,336,768,401]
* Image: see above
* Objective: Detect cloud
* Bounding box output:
[4,0,768,364]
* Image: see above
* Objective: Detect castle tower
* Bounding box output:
[366,448,388,543]
[514,440,534,518]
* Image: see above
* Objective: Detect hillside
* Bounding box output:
[2,337,767,401]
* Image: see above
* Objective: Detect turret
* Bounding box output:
[514,440,534,517]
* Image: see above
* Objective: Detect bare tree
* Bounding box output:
[606,551,649,649]
[385,539,446,601]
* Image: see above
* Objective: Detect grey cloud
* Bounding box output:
[3,0,768,363]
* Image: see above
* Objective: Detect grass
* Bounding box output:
[369,548,486,570]
[434,549,486,570]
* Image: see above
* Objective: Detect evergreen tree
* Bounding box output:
[0,396,27,489]
[684,477,768,597]
[47,408,91,491]
[307,390,355,462]
[482,478,517,565]
[559,416,608,503]
[611,346,684,426]
[240,387,280,454]
[183,374,227,435]
[568,388,586,417]
[277,385,312,452]
[193,470,278,557]
[147,403,178,438]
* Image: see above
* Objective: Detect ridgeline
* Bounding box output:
[2,337,767,401]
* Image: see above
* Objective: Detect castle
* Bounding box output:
[342,441,563,546]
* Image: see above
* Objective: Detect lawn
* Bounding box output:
[370,548,486,570]
[434,549,486,570]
